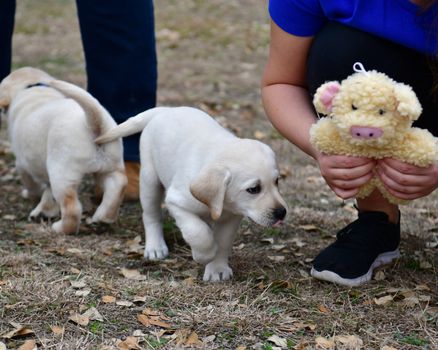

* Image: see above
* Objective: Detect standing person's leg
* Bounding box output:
[0,0,16,81]
[76,0,157,200]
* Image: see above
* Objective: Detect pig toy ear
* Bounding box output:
[313,81,341,115]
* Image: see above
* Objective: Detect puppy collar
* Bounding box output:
[26,82,50,89]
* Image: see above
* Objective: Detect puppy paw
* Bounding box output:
[144,243,169,260]
[51,220,63,234]
[203,262,233,282]
[192,244,218,265]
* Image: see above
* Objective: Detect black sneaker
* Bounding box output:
[310,211,400,287]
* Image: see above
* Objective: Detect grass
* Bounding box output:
[0,0,437,349]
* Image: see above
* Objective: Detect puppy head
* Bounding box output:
[313,71,422,147]
[190,139,287,226]
[0,67,53,113]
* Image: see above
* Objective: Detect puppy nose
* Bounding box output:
[350,126,383,139]
[273,207,286,220]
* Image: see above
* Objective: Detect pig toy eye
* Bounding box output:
[352,104,358,110]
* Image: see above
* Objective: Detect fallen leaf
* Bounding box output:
[132,295,146,303]
[69,313,89,326]
[254,130,267,139]
[299,224,318,232]
[291,237,307,247]
[102,295,116,303]
[374,295,393,306]
[1,324,34,339]
[334,335,363,349]
[120,268,146,280]
[268,255,285,262]
[235,346,246,350]
[18,339,37,350]
[185,331,201,345]
[415,284,430,291]
[70,280,87,289]
[83,307,104,322]
[137,314,171,329]
[381,346,398,350]
[260,237,274,244]
[142,308,161,316]
[66,248,83,254]
[374,270,386,281]
[75,289,91,297]
[315,336,335,349]
[51,326,64,336]
[70,267,81,274]
[132,330,147,337]
[318,305,330,313]
[116,336,140,350]
[268,334,288,348]
[116,300,134,307]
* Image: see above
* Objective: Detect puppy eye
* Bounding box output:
[352,104,358,111]
[246,184,261,194]
[378,109,386,115]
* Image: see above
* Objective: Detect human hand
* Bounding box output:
[316,153,376,199]
[376,158,438,200]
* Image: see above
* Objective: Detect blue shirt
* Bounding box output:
[269,0,438,55]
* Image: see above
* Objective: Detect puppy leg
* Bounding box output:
[166,197,217,265]
[90,169,127,223]
[140,166,168,260]
[203,215,242,282]
[17,167,42,199]
[29,187,60,220]
[50,181,82,234]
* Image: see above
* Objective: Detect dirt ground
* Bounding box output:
[0,1,436,349]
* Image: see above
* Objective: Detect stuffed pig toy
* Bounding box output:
[310,63,438,204]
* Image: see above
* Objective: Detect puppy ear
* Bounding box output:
[190,166,231,221]
[393,83,422,121]
[313,81,341,114]
[0,94,10,110]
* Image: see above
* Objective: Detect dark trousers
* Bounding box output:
[0,0,157,161]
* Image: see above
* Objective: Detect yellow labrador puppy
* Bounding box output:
[0,67,127,234]
[96,107,287,281]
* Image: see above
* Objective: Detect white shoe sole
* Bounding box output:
[310,249,401,287]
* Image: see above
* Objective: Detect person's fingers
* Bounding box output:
[330,172,374,190]
[384,186,429,200]
[329,161,375,180]
[377,162,430,187]
[379,158,431,175]
[377,168,424,194]
[325,154,373,169]
[331,186,359,199]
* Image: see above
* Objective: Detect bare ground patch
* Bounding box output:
[1,1,437,349]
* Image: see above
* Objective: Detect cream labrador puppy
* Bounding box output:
[96,107,287,281]
[0,67,127,234]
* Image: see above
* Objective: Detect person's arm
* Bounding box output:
[261,21,317,158]
[261,21,375,199]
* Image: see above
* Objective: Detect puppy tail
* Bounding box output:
[49,79,109,137]
[95,107,169,144]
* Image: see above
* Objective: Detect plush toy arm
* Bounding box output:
[392,129,438,167]
[313,81,341,115]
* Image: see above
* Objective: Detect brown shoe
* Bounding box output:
[124,161,140,201]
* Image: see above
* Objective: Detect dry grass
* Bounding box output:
[0,1,437,349]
